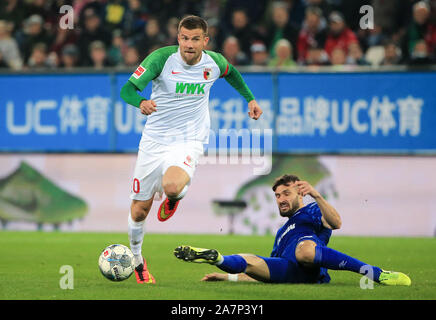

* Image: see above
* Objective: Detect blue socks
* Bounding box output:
[216,255,247,274]
[314,246,382,282]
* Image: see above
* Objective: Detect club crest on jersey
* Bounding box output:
[132,65,146,79]
[203,67,212,80]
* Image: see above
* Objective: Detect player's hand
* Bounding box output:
[294,180,321,199]
[248,100,262,120]
[139,99,157,115]
[201,272,227,281]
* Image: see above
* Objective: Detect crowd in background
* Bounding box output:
[0,0,435,71]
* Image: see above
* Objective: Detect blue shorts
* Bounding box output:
[258,235,331,284]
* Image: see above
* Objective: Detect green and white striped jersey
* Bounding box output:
[128,45,254,145]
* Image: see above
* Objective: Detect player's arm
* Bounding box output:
[208,51,262,120]
[120,47,175,115]
[201,272,258,282]
[295,181,342,230]
[120,81,157,115]
[224,64,263,120]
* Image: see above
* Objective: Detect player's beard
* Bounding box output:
[278,197,300,218]
[181,49,201,65]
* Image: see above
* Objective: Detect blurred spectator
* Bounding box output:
[221,0,267,32]
[25,0,58,31]
[405,1,436,60]
[77,7,112,66]
[409,39,434,65]
[372,0,406,37]
[305,0,333,19]
[19,14,53,63]
[46,50,60,68]
[304,45,330,66]
[136,17,166,58]
[205,18,224,51]
[122,45,141,67]
[346,42,370,66]
[89,40,113,69]
[380,41,403,66]
[104,0,127,32]
[0,20,23,69]
[27,42,51,69]
[202,0,222,21]
[297,6,327,63]
[330,47,346,66]
[60,44,80,69]
[0,0,432,71]
[222,36,249,66]
[365,23,387,48]
[108,29,127,65]
[0,0,26,34]
[121,0,147,38]
[268,38,296,67]
[265,1,298,60]
[77,0,106,25]
[225,8,260,57]
[165,17,180,46]
[25,0,52,19]
[250,41,269,66]
[324,11,358,58]
[50,24,79,58]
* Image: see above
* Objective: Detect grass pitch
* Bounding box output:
[0,231,435,300]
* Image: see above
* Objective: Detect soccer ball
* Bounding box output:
[98,244,135,281]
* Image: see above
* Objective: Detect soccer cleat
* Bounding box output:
[378,270,411,286]
[134,257,156,284]
[174,245,222,264]
[157,198,180,222]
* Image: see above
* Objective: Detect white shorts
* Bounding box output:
[130,136,203,201]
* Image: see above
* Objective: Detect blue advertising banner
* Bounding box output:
[0,74,113,151]
[0,72,273,153]
[276,72,436,153]
[0,71,435,154]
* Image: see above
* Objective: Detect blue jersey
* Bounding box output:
[271,202,332,260]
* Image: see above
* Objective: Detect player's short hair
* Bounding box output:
[178,15,208,35]
[272,174,300,192]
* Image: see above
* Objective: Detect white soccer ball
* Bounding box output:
[98,244,135,281]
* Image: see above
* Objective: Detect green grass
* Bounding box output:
[0,231,435,300]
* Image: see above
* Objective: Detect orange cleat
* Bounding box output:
[134,257,155,284]
[157,198,180,222]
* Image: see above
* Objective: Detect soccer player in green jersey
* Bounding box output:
[120,15,263,284]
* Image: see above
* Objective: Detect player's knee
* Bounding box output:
[131,201,151,221]
[162,182,180,198]
[239,254,255,267]
[295,242,316,265]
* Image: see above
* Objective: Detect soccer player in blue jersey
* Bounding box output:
[174,174,411,285]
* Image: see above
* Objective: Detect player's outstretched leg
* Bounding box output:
[129,199,156,284]
[158,166,189,222]
[174,245,272,282]
[296,240,411,286]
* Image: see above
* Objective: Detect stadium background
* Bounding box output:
[1,0,436,238]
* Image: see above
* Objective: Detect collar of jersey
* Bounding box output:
[289,202,315,220]
[288,204,307,219]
